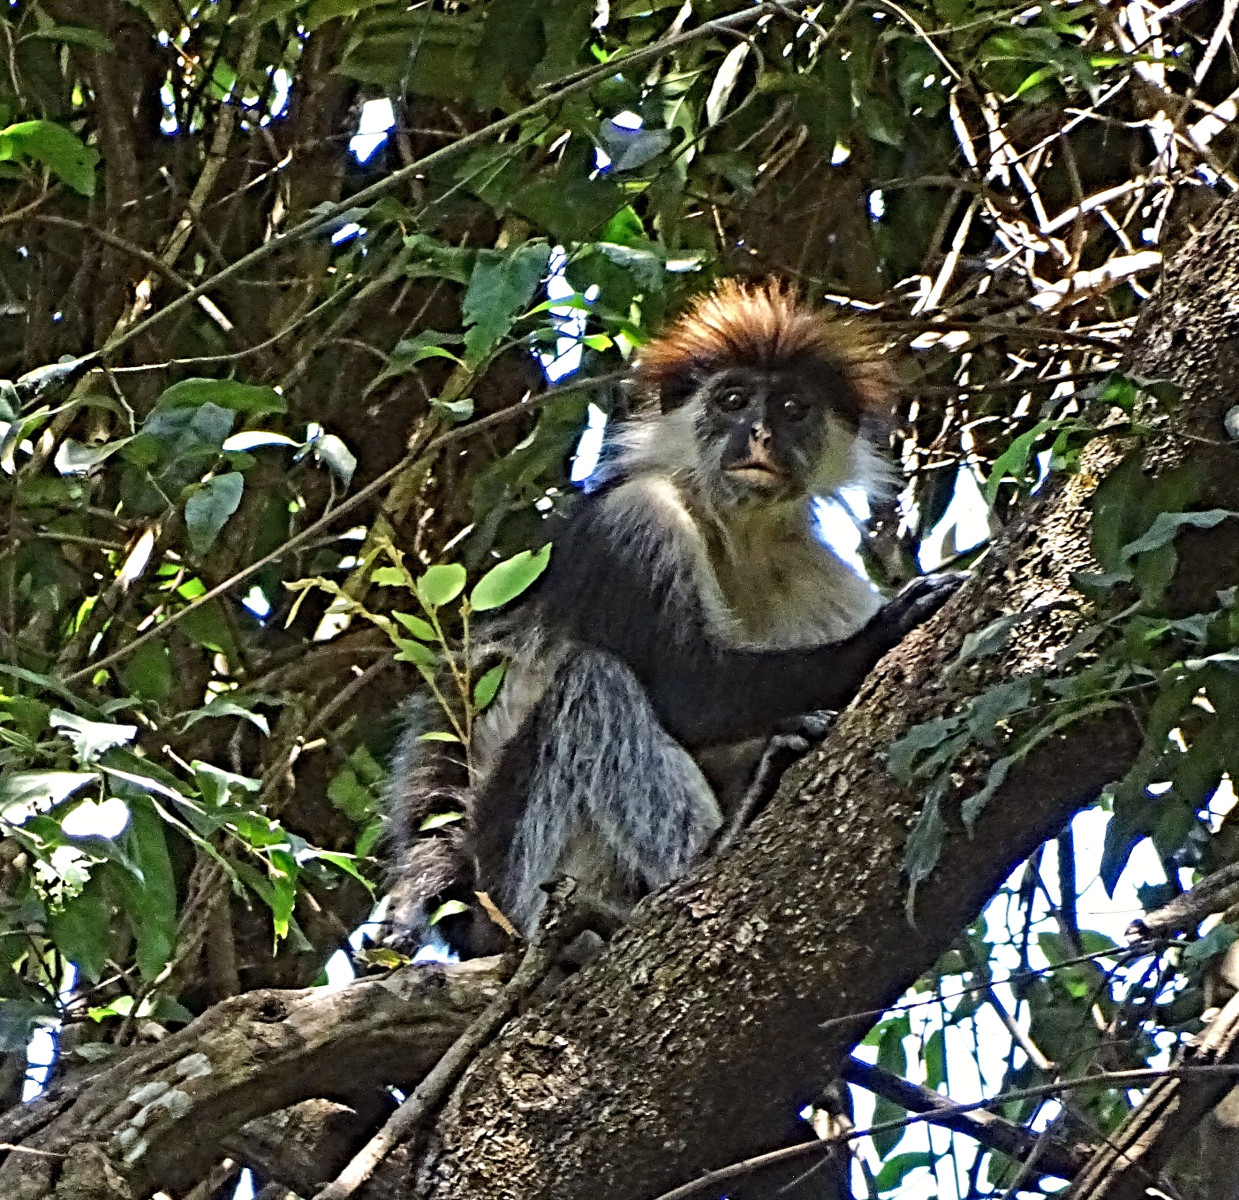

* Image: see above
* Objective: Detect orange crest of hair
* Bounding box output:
[634,279,893,415]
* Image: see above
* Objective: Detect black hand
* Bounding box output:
[881,571,968,639]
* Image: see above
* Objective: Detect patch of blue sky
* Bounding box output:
[539,247,600,383]
[351,98,395,163]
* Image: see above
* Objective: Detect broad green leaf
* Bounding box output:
[430,397,474,422]
[54,437,131,475]
[0,120,98,196]
[185,473,244,555]
[473,662,506,710]
[470,544,551,611]
[373,566,411,588]
[364,332,464,396]
[874,1152,935,1194]
[598,119,672,171]
[960,756,1013,829]
[1185,922,1238,964]
[119,641,174,702]
[394,611,437,640]
[191,761,259,809]
[49,710,137,764]
[113,796,177,978]
[49,875,111,982]
[419,811,464,831]
[984,423,1050,504]
[885,715,964,783]
[156,378,286,416]
[462,242,552,366]
[1121,509,1235,558]
[327,766,374,821]
[417,563,467,608]
[1090,453,1145,573]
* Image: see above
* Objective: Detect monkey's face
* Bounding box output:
[691,360,861,506]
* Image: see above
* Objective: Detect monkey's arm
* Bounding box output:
[538,501,961,747]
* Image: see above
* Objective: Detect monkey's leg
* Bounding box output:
[716,711,836,854]
[486,649,723,935]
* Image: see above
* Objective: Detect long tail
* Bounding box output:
[382,694,475,953]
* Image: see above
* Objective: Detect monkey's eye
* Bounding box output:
[780,395,811,421]
[715,388,747,412]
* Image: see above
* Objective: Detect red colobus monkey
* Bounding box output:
[386,280,960,955]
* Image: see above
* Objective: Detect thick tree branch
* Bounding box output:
[0,958,505,1198]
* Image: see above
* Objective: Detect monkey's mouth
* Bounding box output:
[724,463,789,491]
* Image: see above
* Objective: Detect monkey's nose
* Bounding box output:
[750,422,772,447]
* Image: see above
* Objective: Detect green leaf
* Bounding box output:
[181,696,271,736]
[49,710,137,765]
[874,1152,935,1194]
[473,662,506,711]
[1185,922,1239,964]
[364,332,464,396]
[310,431,356,486]
[419,810,464,831]
[327,766,375,821]
[428,898,470,925]
[54,437,131,475]
[373,566,411,588]
[885,715,964,784]
[116,798,176,979]
[155,378,286,416]
[903,784,945,923]
[430,397,475,423]
[417,563,467,608]
[960,756,1013,829]
[22,25,115,53]
[185,473,244,555]
[393,611,437,640]
[984,423,1050,504]
[49,875,111,982]
[119,640,173,702]
[470,544,551,611]
[0,120,98,196]
[1090,453,1145,573]
[598,119,672,171]
[462,242,552,367]
[393,638,438,669]
[418,730,461,743]
[1121,510,1234,558]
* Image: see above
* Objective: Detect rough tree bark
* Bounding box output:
[4,182,1239,1200]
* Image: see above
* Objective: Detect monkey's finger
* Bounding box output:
[888,571,967,634]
